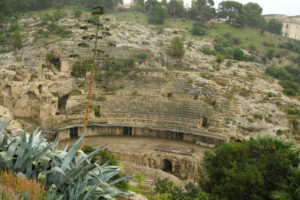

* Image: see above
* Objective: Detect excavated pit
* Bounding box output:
[56,124,223,181]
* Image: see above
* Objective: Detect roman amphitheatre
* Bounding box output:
[0,4,300,193]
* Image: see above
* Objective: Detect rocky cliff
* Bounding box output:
[0,10,299,145]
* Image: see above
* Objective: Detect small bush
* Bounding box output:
[131,90,138,96]
[47,23,71,38]
[102,57,135,76]
[267,49,274,60]
[202,46,216,55]
[46,53,61,70]
[52,10,67,21]
[148,5,167,25]
[134,52,149,64]
[233,48,244,61]
[69,89,82,96]
[263,41,276,47]
[216,53,224,63]
[73,10,82,18]
[168,37,185,59]
[71,60,92,77]
[12,30,22,49]
[226,60,232,67]
[191,23,206,36]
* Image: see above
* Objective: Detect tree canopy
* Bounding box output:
[201,137,300,200]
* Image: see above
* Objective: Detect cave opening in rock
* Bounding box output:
[38,85,42,94]
[162,159,173,172]
[175,132,184,140]
[94,106,100,117]
[123,127,132,136]
[202,117,208,127]
[69,127,78,139]
[58,94,69,110]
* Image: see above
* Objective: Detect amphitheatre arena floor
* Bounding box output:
[59,136,211,184]
[59,136,209,158]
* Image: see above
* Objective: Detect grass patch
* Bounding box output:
[69,89,82,96]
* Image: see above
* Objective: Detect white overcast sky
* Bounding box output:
[124,0,300,16]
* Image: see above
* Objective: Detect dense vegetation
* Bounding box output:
[131,0,283,36]
[151,137,300,200]
[266,66,300,96]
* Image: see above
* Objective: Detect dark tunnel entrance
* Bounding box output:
[162,159,173,173]
[69,127,78,139]
[123,127,132,136]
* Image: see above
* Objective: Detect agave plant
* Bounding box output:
[0,120,128,200]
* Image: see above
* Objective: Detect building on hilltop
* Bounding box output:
[265,14,300,40]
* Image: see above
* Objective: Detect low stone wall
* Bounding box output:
[57,124,226,147]
[112,151,203,181]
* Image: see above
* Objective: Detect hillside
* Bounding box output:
[0,8,299,145]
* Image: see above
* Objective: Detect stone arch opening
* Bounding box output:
[58,94,69,110]
[162,159,173,173]
[123,127,132,136]
[202,117,208,127]
[38,85,42,94]
[175,132,184,140]
[69,127,78,139]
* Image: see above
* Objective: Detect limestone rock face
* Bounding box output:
[0,12,299,144]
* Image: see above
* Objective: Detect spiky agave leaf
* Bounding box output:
[0,120,129,199]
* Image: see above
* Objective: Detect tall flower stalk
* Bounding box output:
[80,6,108,149]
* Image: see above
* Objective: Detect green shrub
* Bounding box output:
[52,10,67,21]
[0,34,7,45]
[202,46,216,55]
[12,30,22,49]
[102,57,135,76]
[69,89,82,96]
[216,53,224,63]
[191,23,206,36]
[279,41,300,54]
[279,80,300,96]
[168,37,185,59]
[267,49,274,60]
[265,66,300,96]
[37,29,50,37]
[131,90,138,96]
[233,48,244,60]
[285,108,299,115]
[134,52,149,64]
[154,178,209,200]
[93,96,107,101]
[148,5,167,25]
[73,10,82,18]
[40,14,51,25]
[263,41,276,47]
[47,23,71,38]
[276,129,283,136]
[46,53,61,70]
[94,106,100,116]
[285,65,300,85]
[265,67,293,80]
[226,60,232,67]
[72,60,92,77]
[248,44,257,52]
